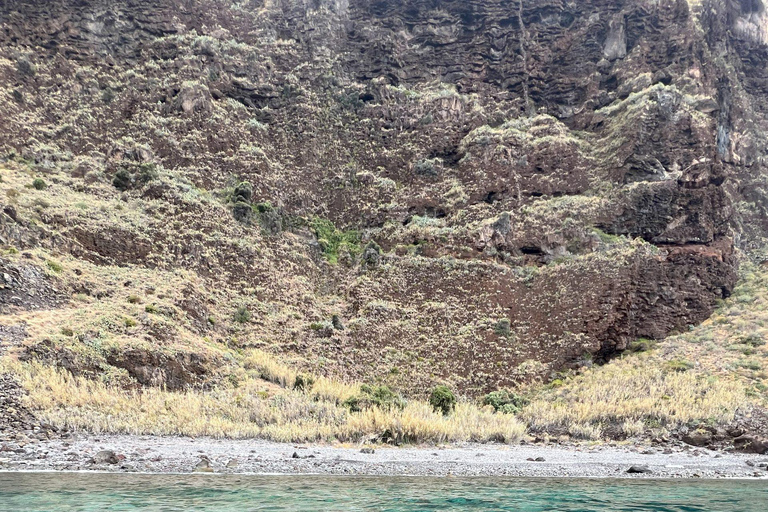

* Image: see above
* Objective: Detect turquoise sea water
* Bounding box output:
[0,473,766,511]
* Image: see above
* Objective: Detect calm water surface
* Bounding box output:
[0,473,766,511]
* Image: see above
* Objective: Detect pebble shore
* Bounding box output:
[2,434,768,479]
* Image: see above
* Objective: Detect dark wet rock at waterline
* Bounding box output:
[627,466,653,474]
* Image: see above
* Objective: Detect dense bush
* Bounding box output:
[32,178,47,190]
[482,390,529,414]
[361,241,382,268]
[112,163,158,191]
[232,201,252,222]
[429,385,456,415]
[343,384,405,412]
[413,158,440,177]
[230,181,254,223]
[311,217,361,264]
[233,181,253,203]
[137,163,159,184]
[112,169,132,191]
[741,333,765,347]
[665,359,694,372]
[254,202,283,234]
[494,318,511,337]
[233,305,251,324]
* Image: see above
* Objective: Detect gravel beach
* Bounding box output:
[2,434,768,479]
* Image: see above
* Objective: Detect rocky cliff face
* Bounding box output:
[0,0,766,394]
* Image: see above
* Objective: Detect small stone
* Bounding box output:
[226,459,239,468]
[626,465,652,474]
[194,457,213,473]
[360,448,375,454]
[682,430,713,447]
[93,450,119,465]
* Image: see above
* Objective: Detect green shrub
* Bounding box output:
[413,158,440,177]
[361,240,382,268]
[293,374,315,392]
[254,202,272,213]
[127,295,141,304]
[665,359,694,372]
[112,163,158,191]
[255,204,284,234]
[232,201,252,222]
[429,385,456,415]
[137,163,158,184]
[60,327,74,337]
[741,333,766,347]
[234,305,251,324]
[32,178,47,190]
[592,227,621,245]
[145,304,159,314]
[46,260,63,273]
[628,338,657,352]
[482,390,528,414]
[123,317,137,328]
[232,181,253,203]
[112,169,132,191]
[311,218,361,264]
[737,359,762,371]
[343,384,405,412]
[494,318,511,337]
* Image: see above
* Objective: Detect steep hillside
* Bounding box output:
[1,0,768,445]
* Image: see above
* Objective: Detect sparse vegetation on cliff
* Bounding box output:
[2,0,767,453]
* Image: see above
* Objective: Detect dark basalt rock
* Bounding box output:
[734,436,768,454]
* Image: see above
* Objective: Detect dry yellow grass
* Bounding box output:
[244,349,358,404]
[2,359,524,444]
[243,349,298,389]
[521,357,746,439]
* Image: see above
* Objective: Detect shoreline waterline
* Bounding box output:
[1,469,767,481]
[1,472,767,511]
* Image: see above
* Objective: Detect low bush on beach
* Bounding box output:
[429,385,456,415]
[342,384,406,412]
